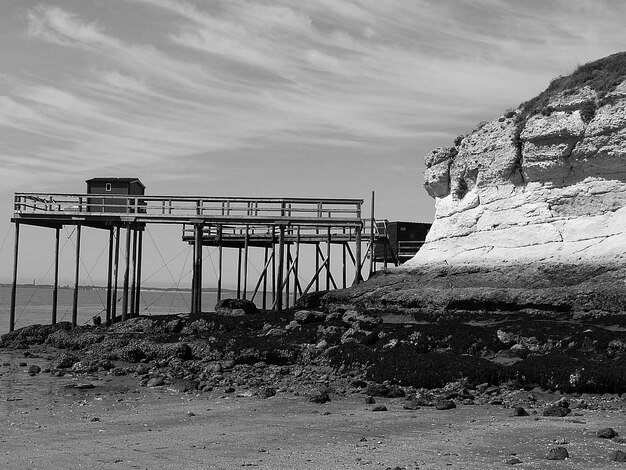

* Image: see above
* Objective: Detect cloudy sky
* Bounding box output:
[1,0,625,289]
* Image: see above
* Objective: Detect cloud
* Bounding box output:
[0,0,624,193]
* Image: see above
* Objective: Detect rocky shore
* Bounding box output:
[1,300,625,468]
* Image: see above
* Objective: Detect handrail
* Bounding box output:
[13,192,363,226]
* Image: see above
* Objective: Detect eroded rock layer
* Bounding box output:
[326,53,626,316]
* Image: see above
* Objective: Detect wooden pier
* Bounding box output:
[9,192,365,331]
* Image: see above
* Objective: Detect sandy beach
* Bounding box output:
[2,346,625,470]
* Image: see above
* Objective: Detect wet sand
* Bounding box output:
[1,349,625,470]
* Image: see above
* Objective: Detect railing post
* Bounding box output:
[52,227,60,325]
[72,224,81,327]
[9,223,20,332]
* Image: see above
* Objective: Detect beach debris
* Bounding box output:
[597,427,618,438]
[308,391,330,404]
[609,450,626,462]
[435,399,456,410]
[55,353,79,369]
[546,447,569,460]
[147,377,165,387]
[543,400,571,417]
[75,383,95,389]
[257,387,276,399]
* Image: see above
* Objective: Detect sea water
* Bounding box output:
[0,286,233,333]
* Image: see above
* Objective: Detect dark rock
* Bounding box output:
[435,399,456,410]
[351,379,367,388]
[309,391,331,404]
[613,436,626,444]
[27,365,41,375]
[366,383,391,397]
[147,377,165,387]
[75,383,95,389]
[512,406,529,417]
[170,379,198,392]
[609,450,626,462]
[294,310,326,324]
[215,298,258,315]
[505,457,523,465]
[258,387,276,399]
[110,367,127,376]
[119,346,145,363]
[543,406,571,417]
[403,398,421,410]
[56,353,79,369]
[224,386,236,393]
[135,364,150,375]
[546,447,569,460]
[365,396,376,404]
[597,427,618,438]
[89,417,100,422]
[406,391,438,407]
[372,405,387,412]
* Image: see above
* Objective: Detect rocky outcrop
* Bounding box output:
[325,53,626,317]
[415,81,626,268]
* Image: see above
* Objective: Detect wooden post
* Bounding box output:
[369,191,375,277]
[262,246,268,310]
[52,227,60,325]
[122,226,131,321]
[271,229,276,308]
[342,241,347,289]
[236,247,242,299]
[112,227,120,323]
[285,245,291,309]
[354,225,362,285]
[191,232,197,313]
[130,228,138,317]
[194,223,203,313]
[9,223,20,332]
[135,230,143,316]
[72,224,82,328]
[217,227,223,302]
[105,228,113,325]
[315,242,320,292]
[293,227,300,305]
[243,225,249,300]
[276,225,285,311]
[326,228,331,290]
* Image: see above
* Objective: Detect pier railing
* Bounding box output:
[13,193,363,227]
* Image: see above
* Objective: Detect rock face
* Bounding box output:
[415,73,626,269]
[323,53,626,317]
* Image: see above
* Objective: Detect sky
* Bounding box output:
[1,0,626,291]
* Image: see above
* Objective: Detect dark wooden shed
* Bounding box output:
[86,177,145,213]
[374,221,431,264]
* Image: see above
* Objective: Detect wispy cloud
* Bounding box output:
[0,0,624,191]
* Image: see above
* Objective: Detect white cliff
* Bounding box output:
[408,59,626,271]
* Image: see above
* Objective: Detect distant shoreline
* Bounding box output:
[0,284,237,294]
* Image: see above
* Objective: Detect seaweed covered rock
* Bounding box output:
[324,53,626,318]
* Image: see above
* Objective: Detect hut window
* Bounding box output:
[105,183,112,191]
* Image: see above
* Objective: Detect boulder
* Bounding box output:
[215,299,258,316]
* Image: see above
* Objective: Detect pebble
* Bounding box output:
[309,391,331,404]
[609,450,626,462]
[512,406,529,417]
[435,399,456,410]
[597,427,618,438]
[505,457,522,465]
[546,447,569,460]
[372,405,387,412]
